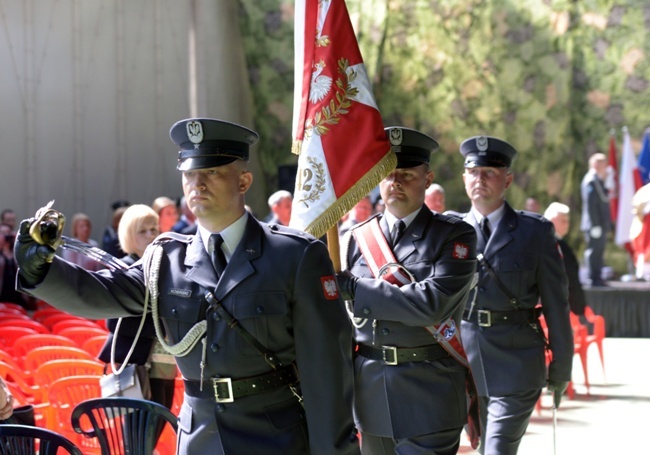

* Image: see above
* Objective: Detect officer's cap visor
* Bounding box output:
[177,155,239,171]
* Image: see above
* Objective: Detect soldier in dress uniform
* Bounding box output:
[14,118,359,455]
[337,127,478,455]
[454,135,573,454]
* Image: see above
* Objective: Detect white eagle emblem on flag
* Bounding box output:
[453,242,469,259]
[321,276,339,300]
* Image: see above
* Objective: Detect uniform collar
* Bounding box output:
[470,203,506,230]
[383,207,420,232]
[197,212,248,261]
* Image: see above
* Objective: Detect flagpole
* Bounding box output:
[327,225,342,273]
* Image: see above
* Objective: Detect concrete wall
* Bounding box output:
[0,0,262,239]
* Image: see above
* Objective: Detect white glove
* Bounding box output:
[590,226,602,239]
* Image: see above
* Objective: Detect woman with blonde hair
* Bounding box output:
[98,204,176,409]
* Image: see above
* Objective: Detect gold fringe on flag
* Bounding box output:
[303,150,397,239]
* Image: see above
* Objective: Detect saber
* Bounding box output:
[28,200,128,271]
[552,403,557,455]
[59,236,129,271]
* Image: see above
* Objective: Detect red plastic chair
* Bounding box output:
[0,348,23,371]
[57,327,109,347]
[23,346,96,375]
[0,327,39,354]
[0,319,50,334]
[0,302,28,314]
[81,335,109,358]
[0,310,32,321]
[0,360,41,402]
[583,306,606,378]
[32,307,66,323]
[40,313,94,330]
[33,359,104,401]
[51,319,103,334]
[47,375,104,453]
[12,334,77,358]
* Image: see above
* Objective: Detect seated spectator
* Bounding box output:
[264,190,293,226]
[424,184,446,212]
[102,201,129,258]
[152,196,179,233]
[543,202,586,315]
[58,213,106,271]
[0,223,34,309]
[339,194,374,236]
[525,197,541,213]
[1,209,16,234]
[172,196,197,235]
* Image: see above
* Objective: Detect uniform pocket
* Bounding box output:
[158,295,205,342]
[232,292,289,357]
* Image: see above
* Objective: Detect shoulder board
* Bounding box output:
[434,212,466,225]
[442,210,467,220]
[152,231,193,245]
[517,210,547,222]
[266,223,315,241]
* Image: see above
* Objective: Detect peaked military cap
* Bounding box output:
[170,118,259,171]
[385,127,439,168]
[460,135,517,168]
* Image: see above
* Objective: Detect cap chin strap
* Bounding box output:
[145,243,207,357]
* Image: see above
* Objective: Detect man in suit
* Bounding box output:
[456,135,573,454]
[544,202,587,315]
[15,118,359,455]
[337,127,477,455]
[580,152,612,287]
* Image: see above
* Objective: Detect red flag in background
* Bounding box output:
[606,131,619,224]
[615,127,643,249]
[289,0,395,239]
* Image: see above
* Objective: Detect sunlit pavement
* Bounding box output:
[459,338,650,454]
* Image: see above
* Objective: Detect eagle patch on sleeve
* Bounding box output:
[452,242,469,259]
[321,276,339,300]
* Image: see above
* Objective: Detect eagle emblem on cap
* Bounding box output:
[389,128,403,146]
[476,136,488,152]
[187,121,204,146]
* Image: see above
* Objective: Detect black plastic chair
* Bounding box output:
[0,424,83,455]
[71,397,178,455]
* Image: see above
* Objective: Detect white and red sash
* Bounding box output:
[352,217,480,448]
[352,217,470,367]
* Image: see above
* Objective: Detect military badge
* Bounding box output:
[389,128,403,146]
[187,120,204,147]
[476,136,488,154]
[321,276,339,300]
[442,320,457,340]
[452,242,469,259]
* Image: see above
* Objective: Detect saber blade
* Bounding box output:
[59,236,129,271]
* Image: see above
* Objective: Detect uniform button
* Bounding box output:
[171,308,178,315]
[256,306,264,314]
[215,404,226,413]
[381,328,390,335]
[478,287,486,293]
[211,343,219,352]
[362,308,370,315]
[212,313,221,321]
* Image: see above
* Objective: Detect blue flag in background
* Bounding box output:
[638,129,650,186]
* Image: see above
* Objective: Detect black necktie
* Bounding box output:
[209,234,227,277]
[481,218,492,241]
[392,220,406,247]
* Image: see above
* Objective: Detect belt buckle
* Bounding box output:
[212,377,234,403]
[477,309,492,327]
[382,346,398,365]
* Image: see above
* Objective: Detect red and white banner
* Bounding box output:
[615,127,643,246]
[290,0,395,239]
[605,132,619,224]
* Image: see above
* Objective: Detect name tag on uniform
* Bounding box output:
[168,288,192,298]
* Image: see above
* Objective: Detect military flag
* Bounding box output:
[289,0,395,240]
[615,127,642,247]
[637,128,650,186]
[605,131,619,224]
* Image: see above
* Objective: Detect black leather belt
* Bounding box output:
[356,343,448,365]
[184,364,299,403]
[463,307,541,327]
